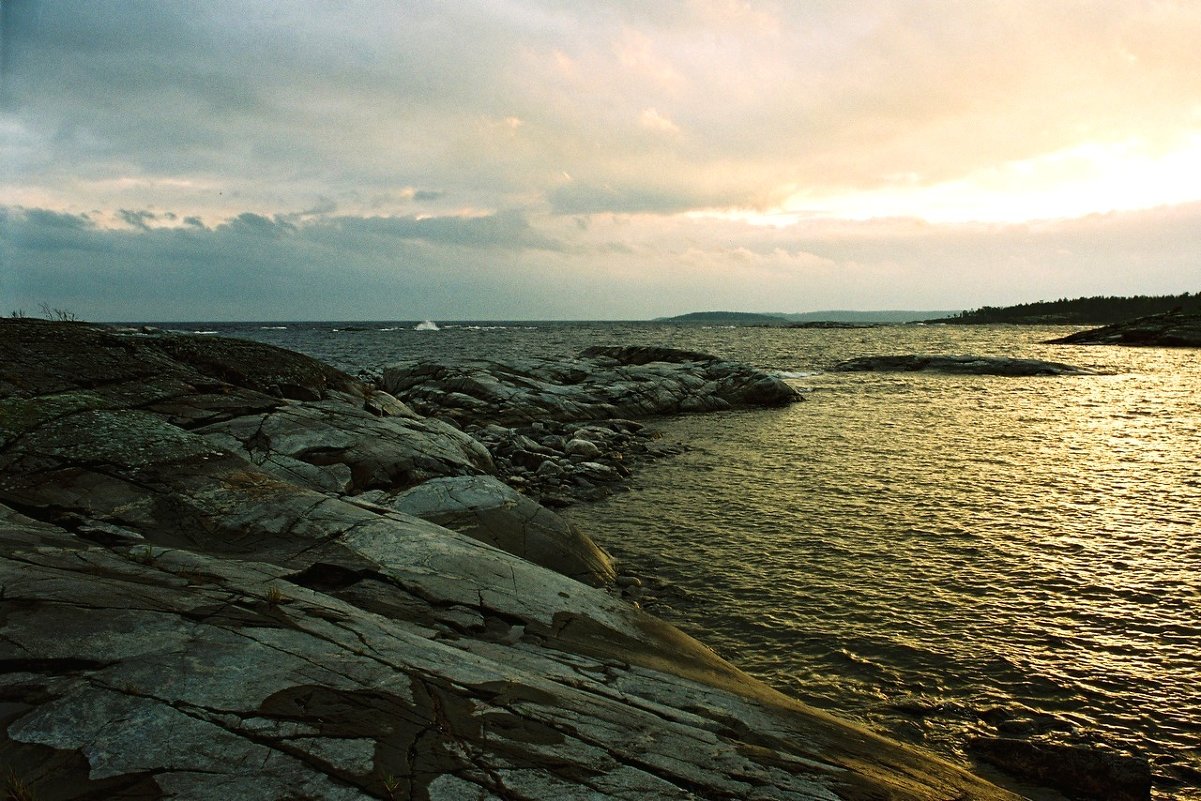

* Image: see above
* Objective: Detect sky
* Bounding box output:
[2,0,1201,321]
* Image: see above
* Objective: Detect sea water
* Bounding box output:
[181,320,1201,798]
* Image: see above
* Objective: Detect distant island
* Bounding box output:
[657,309,957,324]
[657,295,1201,327]
[654,311,787,324]
[944,292,1200,325]
[1045,309,1201,347]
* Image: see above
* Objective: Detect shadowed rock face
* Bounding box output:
[1045,310,1201,347]
[833,354,1093,376]
[0,319,1019,801]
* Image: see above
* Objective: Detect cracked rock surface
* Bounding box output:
[0,319,1017,800]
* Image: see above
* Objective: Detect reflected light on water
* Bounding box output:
[566,329,1201,799]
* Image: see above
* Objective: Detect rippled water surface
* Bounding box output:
[200,320,1201,798]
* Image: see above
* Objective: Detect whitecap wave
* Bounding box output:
[259,326,288,330]
[414,320,440,331]
[775,370,818,378]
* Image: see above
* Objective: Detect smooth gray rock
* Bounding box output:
[374,475,617,586]
[194,400,494,494]
[565,437,602,458]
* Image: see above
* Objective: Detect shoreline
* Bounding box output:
[0,319,1084,800]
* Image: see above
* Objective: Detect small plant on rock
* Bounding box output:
[3,767,38,801]
[265,584,287,606]
[38,302,80,322]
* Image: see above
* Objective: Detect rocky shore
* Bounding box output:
[0,319,1022,800]
[1045,309,1201,347]
[833,354,1093,376]
[379,345,799,507]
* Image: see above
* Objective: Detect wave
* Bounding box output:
[414,320,440,331]
[259,326,288,330]
[775,370,818,378]
[445,324,538,331]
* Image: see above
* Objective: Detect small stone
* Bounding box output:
[565,438,602,458]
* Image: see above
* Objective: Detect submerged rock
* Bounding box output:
[1044,310,1201,347]
[832,354,1093,376]
[0,319,1017,800]
[969,736,1151,801]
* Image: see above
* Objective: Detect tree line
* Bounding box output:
[950,292,1200,325]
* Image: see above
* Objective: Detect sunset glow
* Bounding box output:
[3,1,1200,319]
[785,136,1201,224]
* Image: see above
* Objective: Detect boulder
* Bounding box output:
[369,475,617,587]
[565,437,603,458]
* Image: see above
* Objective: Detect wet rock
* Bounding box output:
[469,418,681,507]
[833,354,1094,376]
[969,736,1151,801]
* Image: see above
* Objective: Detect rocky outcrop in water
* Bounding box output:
[1044,310,1201,347]
[382,345,801,428]
[381,345,801,506]
[0,319,1018,801]
[833,354,1092,376]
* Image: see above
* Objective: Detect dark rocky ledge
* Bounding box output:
[0,319,1019,800]
[833,354,1093,376]
[1044,310,1201,347]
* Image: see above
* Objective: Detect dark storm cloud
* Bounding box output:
[325,211,562,251]
[1,205,566,319]
[4,1,262,168]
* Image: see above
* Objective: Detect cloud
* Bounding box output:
[4,202,1199,321]
[1,205,567,319]
[639,107,680,135]
[4,2,1201,318]
[549,182,721,216]
[8,1,1200,222]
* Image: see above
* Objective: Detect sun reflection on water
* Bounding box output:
[567,328,1201,799]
